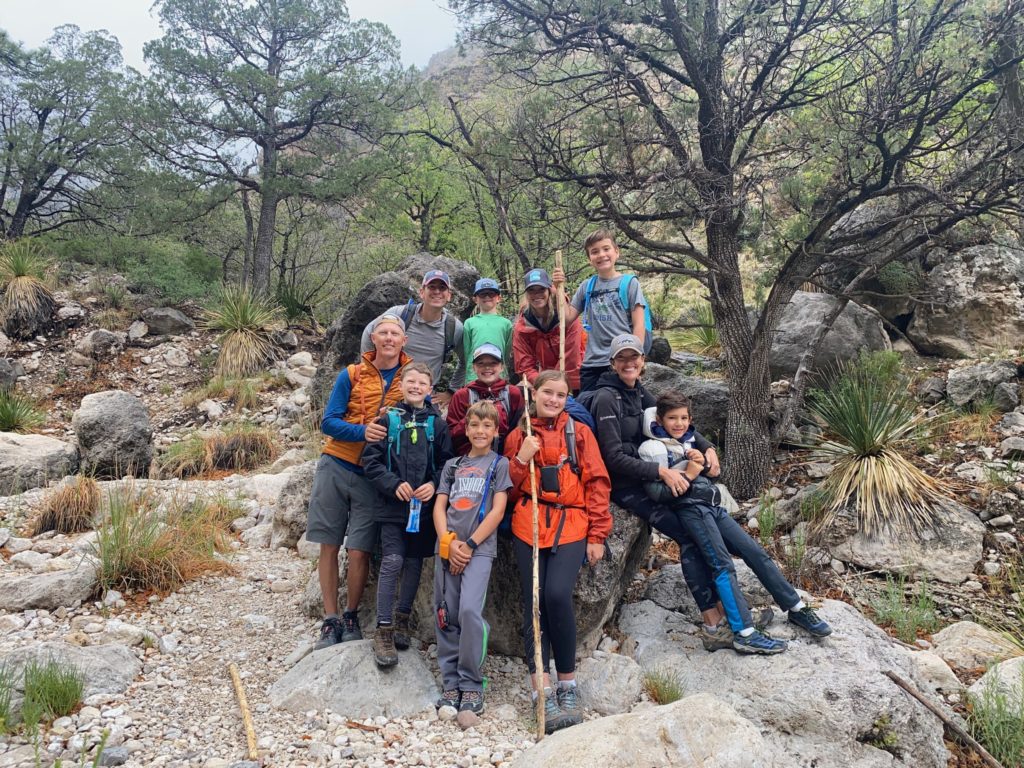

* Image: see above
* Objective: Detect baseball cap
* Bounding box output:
[472,343,503,362]
[524,268,552,290]
[371,314,406,333]
[421,270,451,288]
[609,333,644,360]
[474,278,501,295]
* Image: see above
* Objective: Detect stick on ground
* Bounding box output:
[228,662,259,760]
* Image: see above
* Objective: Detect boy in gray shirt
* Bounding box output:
[432,400,511,715]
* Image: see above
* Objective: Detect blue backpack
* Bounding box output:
[385,409,437,474]
[582,274,653,353]
[564,394,595,431]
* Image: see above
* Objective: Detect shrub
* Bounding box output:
[0,239,56,339]
[203,285,282,377]
[756,493,777,546]
[642,667,684,704]
[968,666,1024,767]
[0,664,13,734]
[808,357,947,536]
[877,260,924,296]
[678,303,720,355]
[21,657,85,727]
[0,390,45,432]
[157,424,279,479]
[30,476,100,536]
[870,575,941,643]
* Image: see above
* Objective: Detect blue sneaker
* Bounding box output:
[733,630,787,655]
[788,606,832,637]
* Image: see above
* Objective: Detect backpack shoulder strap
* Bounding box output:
[385,409,402,471]
[467,388,480,405]
[582,275,598,327]
[477,455,502,522]
[618,274,636,312]
[425,415,436,472]
[400,299,417,328]
[564,418,581,477]
[498,385,511,416]
[443,312,457,359]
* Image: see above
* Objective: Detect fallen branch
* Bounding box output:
[883,670,1005,768]
[228,662,259,760]
[345,720,382,732]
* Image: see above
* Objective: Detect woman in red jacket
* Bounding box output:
[512,268,585,393]
[503,370,611,734]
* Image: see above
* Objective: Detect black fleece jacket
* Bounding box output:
[589,370,660,488]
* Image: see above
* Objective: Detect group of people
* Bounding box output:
[306,230,833,735]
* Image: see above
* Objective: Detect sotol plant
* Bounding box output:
[0,239,56,340]
[202,285,282,378]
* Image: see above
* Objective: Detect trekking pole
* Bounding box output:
[554,249,566,373]
[520,379,546,739]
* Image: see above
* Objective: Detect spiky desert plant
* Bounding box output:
[30,476,100,535]
[0,390,45,432]
[0,239,56,339]
[202,285,281,378]
[808,361,948,537]
[679,302,720,355]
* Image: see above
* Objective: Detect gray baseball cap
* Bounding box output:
[472,343,503,362]
[609,333,644,360]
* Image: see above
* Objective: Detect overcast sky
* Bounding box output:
[0,0,459,69]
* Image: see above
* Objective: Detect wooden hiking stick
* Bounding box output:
[228,662,259,760]
[883,671,1006,768]
[520,379,546,739]
[554,249,566,373]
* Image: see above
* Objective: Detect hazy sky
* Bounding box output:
[0,0,459,69]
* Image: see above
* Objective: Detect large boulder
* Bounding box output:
[575,651,644,715]
[509,692,783,768]
[968,656,1024,709]
[825,499,984,584]
[931,621,1019,671]
[0,560,97,612]
[642,363,730,443]
[619,598,948,767]
[0,432,78,493]
[0,357,18,392]
[73,329,127,360]
[72,390,153,478]
[301,504,651,657]
[141,306,195,335]
[270,460,317,549]
[769,291,890,380]
[268,640,437,718]
[907,243,1024,358]
[945,361,1018,408]
[311,254,480,408]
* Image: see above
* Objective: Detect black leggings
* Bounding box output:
[513,537,585,675]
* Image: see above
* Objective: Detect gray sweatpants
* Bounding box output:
[433,555,493,692]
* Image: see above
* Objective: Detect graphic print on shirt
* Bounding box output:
[449,464,488,513]
[587,287,622,325]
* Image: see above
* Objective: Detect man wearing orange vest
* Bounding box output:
[307,313,411,650]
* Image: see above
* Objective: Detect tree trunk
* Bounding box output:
[241,189,255,288]
[251,146,279,296]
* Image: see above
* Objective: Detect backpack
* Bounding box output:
[401,299,457,361]
[385,408,437,474]
[564,394,595,431]
[582,274,653,354]
[467,385,512,416]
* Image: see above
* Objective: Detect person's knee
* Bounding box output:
[318,544,340,566]
[347,549,370,566]
[380,552,403,575]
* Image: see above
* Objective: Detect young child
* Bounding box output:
[446,343,524,456]
[462,278,513,384]
[362,362,454,667]
[432,401,512,715]
[638,391,833,654]
[552,229,650,392]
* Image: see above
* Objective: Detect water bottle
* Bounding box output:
[406,498,421,533]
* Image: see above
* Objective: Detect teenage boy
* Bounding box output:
[361,270,466,406]
[446,343,524,456]
[462,278,513,384]
[638,391,833,653]
[362,362,454,667]
[308,314,410,650]
[552,229,650,392]
[432,401,512,715]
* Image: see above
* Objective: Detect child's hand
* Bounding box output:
[365,421,388,442]
[684,448,705,464]
[586,542,605,566]
[413,482,435,501]
[551,267,566,286]
[433,391,452,407]
[517,435,541,464]
[395,482,414,501]
[449,540,472,568]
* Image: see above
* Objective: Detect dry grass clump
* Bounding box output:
[158,423,279,479]
[182,372,287,411]
[29,476,100,536]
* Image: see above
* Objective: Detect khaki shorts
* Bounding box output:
[305,455,380,552]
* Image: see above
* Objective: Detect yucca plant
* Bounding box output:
[808,359,948,537]
[0,390,46,432]
[202,285,282,377]
[679,303,720,355]
[0,239,56,339]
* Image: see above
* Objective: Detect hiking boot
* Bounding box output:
[340,611,363,642]
[393,610,412,651]
[788,606,833,638]
[459,690,485,714]
[556,684,583,728]
[373,624,398,668]
[540,688,566,734]
[733,630,788,655]
[699,621,735,652]
[313,617,343,651]
[436,689,461,710]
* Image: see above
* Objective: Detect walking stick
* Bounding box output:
[554,250,566,373]
[520,379,546,739]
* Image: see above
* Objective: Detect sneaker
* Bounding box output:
[540,688,565,734]
[373,624,398,668]
[699,621,735,652]
[733,629,788,655]
[459,690,484,714]
[436,689,461,710]
[788,606,833,637]
[313,617,343,650]
[393,611,411,651]
[556,684,583,728]
[340,611,363,642]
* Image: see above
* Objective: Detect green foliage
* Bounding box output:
[0,664,13,734]
[969,666,1024,767]
[756,494,777,546]
[21,657,85,726]
[0,239,56,339]
[876,261,923,296]
[870,575,941,643]
[642,667,684,705]
[798,488,832,524]
[203,286,282,377]
[0,391,45,432]
[678,303,720,355]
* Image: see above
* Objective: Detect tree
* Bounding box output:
[0,26,130,239]
[451,0,1024,497]
[139,0,403,295]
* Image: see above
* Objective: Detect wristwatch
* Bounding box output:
[466,538,479,551]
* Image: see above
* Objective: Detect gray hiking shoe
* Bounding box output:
[436,689,460,711]
[733,629,788,655]
[556,684,583,728]
[540,688,566,734]
[393,610,412,651]
[340,611,363,642]
[459,690,485,714]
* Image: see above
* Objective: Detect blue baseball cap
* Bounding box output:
[421,270,451,288]
[472,343,503,362]
[524,268,552,290]
[474,278,501,295]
